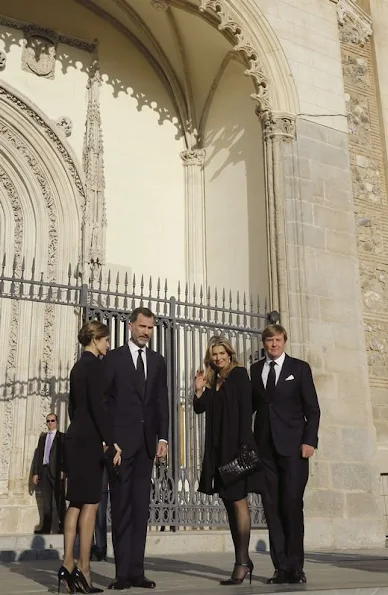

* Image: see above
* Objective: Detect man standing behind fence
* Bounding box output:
[251,324,320,585]
[104,307,169,590]
[32,413,66,534]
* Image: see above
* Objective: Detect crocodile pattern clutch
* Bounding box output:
[218,444,261,488]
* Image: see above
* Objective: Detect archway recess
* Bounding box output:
[0,80,84,496]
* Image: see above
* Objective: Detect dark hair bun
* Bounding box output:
[78,321,110,347]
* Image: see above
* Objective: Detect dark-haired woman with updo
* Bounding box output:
[58,321,121,594]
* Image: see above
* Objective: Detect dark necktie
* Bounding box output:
[266,360,276,397]
[136,349,146,397]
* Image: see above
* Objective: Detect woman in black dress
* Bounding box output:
[194,336,260,585]
[58,321,121,594]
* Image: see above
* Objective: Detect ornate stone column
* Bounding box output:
[82,54,106,269]
[180,148,207,291]
[260,111,296,329]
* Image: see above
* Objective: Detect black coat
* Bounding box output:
[67,351,114,445]
[193,366,261,499]
[251,354,320,457]
[32,431,64,481]
[104,344,169,459]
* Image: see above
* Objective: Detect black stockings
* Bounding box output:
[223,497,251,576]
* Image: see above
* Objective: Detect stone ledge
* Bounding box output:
[0,530,270,561]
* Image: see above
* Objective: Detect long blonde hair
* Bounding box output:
[204,336,240,387]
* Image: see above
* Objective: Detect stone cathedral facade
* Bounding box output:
[1,0,388,549]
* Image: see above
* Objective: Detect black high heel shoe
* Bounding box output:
[72,567,103,594]
[220,559,254,585]
[57,566,76,594]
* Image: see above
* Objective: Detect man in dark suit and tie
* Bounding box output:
[104,307,169,590]
[251,324,320,585]
[32,413,66,534]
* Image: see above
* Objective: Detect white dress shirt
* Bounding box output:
[261,351,286,388]
[127,340,167,444]
[43,430,57,465]
[128,339,147,378]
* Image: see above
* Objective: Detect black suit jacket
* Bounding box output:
[32,431,65,481]
[104,344,169,459]
[251,354,320,457]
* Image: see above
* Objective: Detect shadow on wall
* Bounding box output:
[0,365,71,412]
[0,17,183,137]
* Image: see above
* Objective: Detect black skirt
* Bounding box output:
[64,435,104,504]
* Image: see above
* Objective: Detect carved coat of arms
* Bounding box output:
[22,28,57,79]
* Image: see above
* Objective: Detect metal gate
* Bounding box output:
[0,257,272,528]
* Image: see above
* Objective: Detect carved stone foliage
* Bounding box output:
[345,93,371,148]
[361,264,388,313]
[261,113,296,141]
[342,54,370,89]
[22,28,57,79]
[356,211,384,256]
[199,0,270,112]
[351,155,382,204]
[55,116,73,137]
[0,50,6,71]
[365,321,388,379]
[337,0,373,46]
[180,149,206,167]
[150,0,169,10]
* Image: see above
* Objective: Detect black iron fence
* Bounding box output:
[0,256,273,528]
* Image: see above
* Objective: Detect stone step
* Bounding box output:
[0,529,270,561]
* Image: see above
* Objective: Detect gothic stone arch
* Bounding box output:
[0,82,83,507]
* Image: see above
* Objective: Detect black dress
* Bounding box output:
[65,351,114,504]
[193,366,262,501]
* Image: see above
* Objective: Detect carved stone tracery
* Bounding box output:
[0,14,96,53]
[0,168,23,492]
[199,0,270,112]
[82,57,107,266]
[0,87,85,200]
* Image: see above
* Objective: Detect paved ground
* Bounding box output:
[2,550,388,595]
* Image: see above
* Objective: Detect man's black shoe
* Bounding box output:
[129,577,156,589]
[108,578,131,590]
[289,569,307,584]
[34,528,50,535]
[92,547,107,562]
[266,570,289,584]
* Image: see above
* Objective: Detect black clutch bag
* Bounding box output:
[218,444,261,488]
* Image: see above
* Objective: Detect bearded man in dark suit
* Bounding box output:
[104,307,169,590]
[251,324,320,585]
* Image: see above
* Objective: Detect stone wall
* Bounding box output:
[282,116,384,546]
[338,0,388,473]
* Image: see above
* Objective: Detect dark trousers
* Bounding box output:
[95,468,109,553]
[40,465,65,531]
[110,435,153,580]
[261,442,309,572]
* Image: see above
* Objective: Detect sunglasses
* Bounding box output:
[46,419,56,423]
